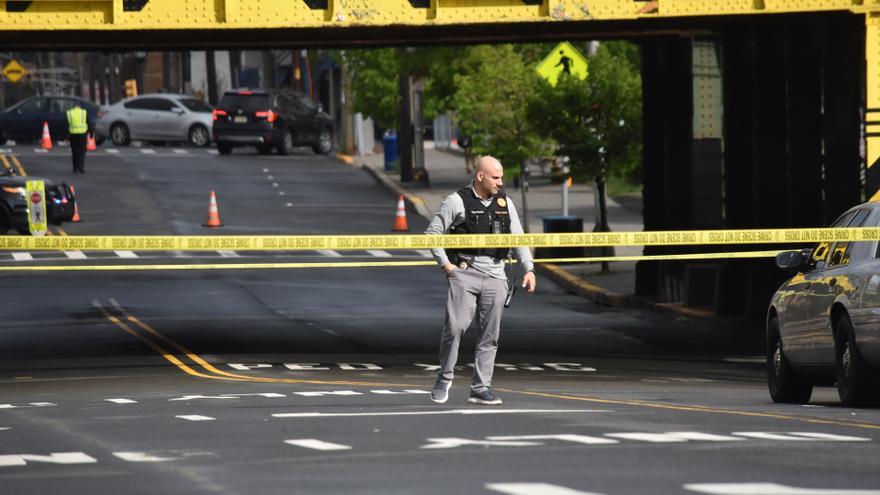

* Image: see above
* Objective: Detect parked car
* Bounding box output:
[767,201,880,407]
[0,95,100,145]
[212,89,333,155]
[96,94,213,147]
[0,168,76,234]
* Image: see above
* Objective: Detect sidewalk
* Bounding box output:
[341,146,717,321]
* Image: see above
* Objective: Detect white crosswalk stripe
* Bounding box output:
[114,250,138,259]
[105,149,120,154]
[173,149,188,154]
[284,439,352,451]
[11,253,33,261]
[217,250,240,258]
[367,250,393,258]
[140,149,156,154]
[487,483,604,495]
[175,415,215,421]
[64,251,87,260]
[317,250,342,257]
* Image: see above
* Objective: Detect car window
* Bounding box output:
[218,93,272,112]
[826,209,869,268]
[16,98,48,114]
[811,210,856,268]
[50,98,78,113]
[124,98,153,110]
[152,99,179,112]
[178,99,212,113]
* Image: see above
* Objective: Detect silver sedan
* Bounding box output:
[768,201,880,407]
[96,94,213,147]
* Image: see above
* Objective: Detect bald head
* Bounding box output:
[473,155,504,198]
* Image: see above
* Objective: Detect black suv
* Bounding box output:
[212,89,334,156]
[0,169,76,235]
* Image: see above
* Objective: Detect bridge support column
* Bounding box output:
[866,12,880,200]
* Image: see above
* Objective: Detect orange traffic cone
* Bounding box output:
[70,184,81,223]
[203,191,223,228]
[392,195,409,232]
[86,133,97,151]
[40,121,52,150]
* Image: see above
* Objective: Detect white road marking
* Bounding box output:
[33,148,48,153]
[279,191,286,196]
[217,250,240,258]
[228,363,274,371]
[370,390,431,395]
[267,175,274,180]
[317,250,342,257]
[294,390,363,397]
[0,427,10,431]
[416,249,434,258]
[367,250,393,258]
[105,149,120,154]
[105,398,137,404]
[284,439,352,451]
[422,438,543,449]
[285,203,293,207]
[338,363,383,370]
[11,252,33,261]
[684,482,880,494]
[488,434,618,445]
[605,432,744,443]
[175,415,215,421]
[206,149,219,155]
[732,432,871,442]
[170,393,285,401]
[113,452,176,462]
[114,250,138,259]
[0,402,56,409]
[262,168,269,173]
[272,182,279,187]
[140,149,156,154]
[487,483,606,495]
[273,409,605,419]
[64,251,87,260]
[0,452,97,467]
[173,149,188,154]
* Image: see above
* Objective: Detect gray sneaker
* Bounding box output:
[468,388,502,405]
[430,380,452,404]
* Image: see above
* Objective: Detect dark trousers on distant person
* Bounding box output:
[70,133,87,173]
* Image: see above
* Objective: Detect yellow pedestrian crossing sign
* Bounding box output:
[26,180,47,236]
[3,59,27,84]
[536,42,588,87]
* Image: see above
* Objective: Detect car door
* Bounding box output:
[783,210,856,357]
[801,208,870,364]
[122,97,162,140]
[8,97,49,140]
[151,98,187,140]
[48,97,79,140]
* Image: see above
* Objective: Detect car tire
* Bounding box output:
[767,316,813,404]
[217,143,233,155]
[277,129,295,156]
[834,313,879,407]
[256,144,273,155]
[188,124,210,147]
[312,128,333,155]
[110,123,131,146]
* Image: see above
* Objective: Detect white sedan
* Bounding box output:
[768,201,880,407]
[96,93,213,147]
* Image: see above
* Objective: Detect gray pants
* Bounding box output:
[437,266,508,391]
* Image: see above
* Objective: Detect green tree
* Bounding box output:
[341,48,399,129]
[453,45,552,177]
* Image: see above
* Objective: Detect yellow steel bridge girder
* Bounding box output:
[867,11,880,201]
[1,0,878,30]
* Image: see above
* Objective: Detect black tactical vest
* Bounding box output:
[447,186,512,261]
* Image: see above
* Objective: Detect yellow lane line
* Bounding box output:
[93,299,250,382]
[500,389,880,431]
[105,299,418,387]
[10,155,26,176]
[0,155,13,174]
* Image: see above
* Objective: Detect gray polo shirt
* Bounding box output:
[425,184,534,280]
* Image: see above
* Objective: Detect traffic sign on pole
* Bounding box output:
[26,180,47,236]
[2,60,27,83]
[536,42,588,87]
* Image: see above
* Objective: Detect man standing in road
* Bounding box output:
[66,104,91,173]
[425,155,537,405]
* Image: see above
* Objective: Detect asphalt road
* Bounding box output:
[1,144,879,495]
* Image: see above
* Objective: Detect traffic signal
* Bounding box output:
[124,79,138,97]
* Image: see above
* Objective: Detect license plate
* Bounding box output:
[234,116,247,124]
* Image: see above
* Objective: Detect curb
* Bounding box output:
[536,262,724,322]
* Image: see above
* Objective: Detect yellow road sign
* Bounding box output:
[26,180,47,236]
[3,59,27,83]
[536,42,588,87]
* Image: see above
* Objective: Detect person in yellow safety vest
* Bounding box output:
[66,105,92,173]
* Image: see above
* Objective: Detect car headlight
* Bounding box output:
[2,186,25,197]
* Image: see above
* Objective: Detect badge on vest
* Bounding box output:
[496,197,507,208]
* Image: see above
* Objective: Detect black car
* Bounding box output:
[0,95,100,145]
[211,89,334,155]
[0,169,76,235]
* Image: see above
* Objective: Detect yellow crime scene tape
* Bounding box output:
[0,251,786,272]
[0,227,875,252]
